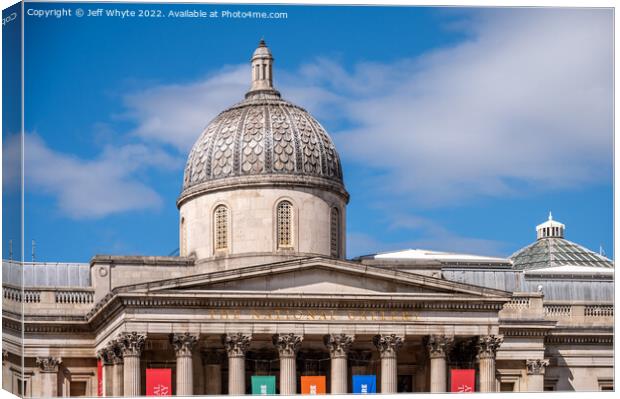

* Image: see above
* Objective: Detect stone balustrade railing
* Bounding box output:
[2,285,95,312]
[584,304,613,317]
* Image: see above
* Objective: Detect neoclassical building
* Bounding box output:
[2,41,614,397]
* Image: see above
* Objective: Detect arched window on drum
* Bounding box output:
[276,200,294,249]
[330,207,340,258]
[214,205,229,252]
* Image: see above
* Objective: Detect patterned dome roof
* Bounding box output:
[180,41,345,203]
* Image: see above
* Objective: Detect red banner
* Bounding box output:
[146,368,172,396]
[451,369,475,393]
[97,360,103,396]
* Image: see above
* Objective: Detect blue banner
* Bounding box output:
[352,375,376,394]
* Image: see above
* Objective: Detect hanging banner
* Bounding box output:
[97,360,103,396]
[301,376,326,395]
[450,369,476,393]
[251,376,276,395]
[352,375,376,394]
[146,368,172,396]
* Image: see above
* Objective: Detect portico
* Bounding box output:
[86,257,510,395]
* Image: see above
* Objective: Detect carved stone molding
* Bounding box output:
[324,334,355,359]
[372,334,404,358]
[273,333,303,358]
[526,359,549,375]
[96,348,113,365]
[223,333,252,358]
[476,335,504,359]
[118,332,147,357]
[36,356,62,373]
[2,349,7,364]
[170,332,198,358]
[426,335,455,359]
[201,349,226,365]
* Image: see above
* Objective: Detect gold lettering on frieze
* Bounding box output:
[207,308,419,322]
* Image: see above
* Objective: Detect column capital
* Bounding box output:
[106,339,124,364]
[477,335,503,359]
[426,335,455,359]
[273,333,303,358]
[223,333,252,358]
[118,332,147,357]
[96,348,112,365]
[170,332,198,357]
[201,349,226,365]
[36,356,62,373]
[372,334,404,358]
[526,359,549,375]
[324,334,355,359]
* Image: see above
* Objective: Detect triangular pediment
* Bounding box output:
[115,257,512,299]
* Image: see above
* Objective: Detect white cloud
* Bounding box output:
[332,9,612,206]
[24,134,180,219]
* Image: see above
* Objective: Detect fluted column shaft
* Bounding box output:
[36,357,62,398]
[97,349,114,397]
[324,334,354,394]
[526,359,549,392]
[170,333,198,396]
[273,333,303,395]
[119,332,146,397]
[224,333,252,395]
[477,335,503,393]
[113,359,124,396]
[427,335,453,393]
[373,334,403,394]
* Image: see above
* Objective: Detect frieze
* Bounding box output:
[545,335,613,345]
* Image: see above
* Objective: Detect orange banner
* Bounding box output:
[301,376,326,395]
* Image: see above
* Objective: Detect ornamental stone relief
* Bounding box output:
[222,333,252,357]
[272,333,303,357]
[476,335,504,359]
[118,332,147,357]
[372,334,404,358]
[526,359,549,375]
[170,332,198,357]
[426,334,455,358]
[324,334,355,358]
[36,356,62,373]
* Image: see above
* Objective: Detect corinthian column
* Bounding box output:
[426,335,454,393]
[477,335,503,393]
[324,334,354,394]
[36,357,62,398]
[170,332,198,396]
[526,359,549,392]
[223,333,252,395]
[273,333,303,395]
[119,332,147,397]
[96,348,114,397]
[373,334,404,394]
[108,340,125,397]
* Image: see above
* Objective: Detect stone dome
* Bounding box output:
[179,40,347,205]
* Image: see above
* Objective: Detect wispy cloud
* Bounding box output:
[24,133,180,219]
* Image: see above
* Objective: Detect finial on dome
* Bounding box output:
[247,39,280,98]
[548,211,553,221]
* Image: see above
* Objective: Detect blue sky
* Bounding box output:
[4,3,613,262]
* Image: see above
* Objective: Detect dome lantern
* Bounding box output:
[247,39,280,98]
[535,212,565,240]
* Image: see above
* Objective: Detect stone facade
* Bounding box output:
[1,41,613,396]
